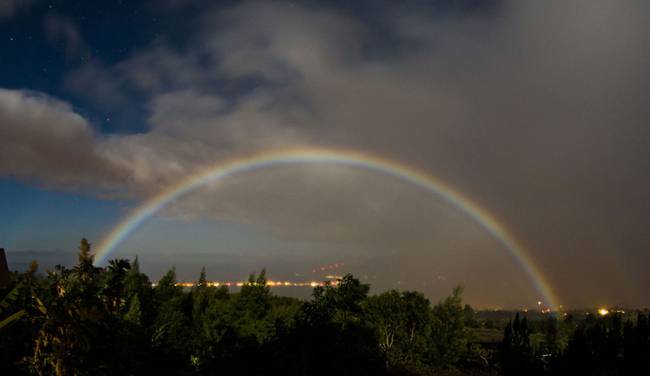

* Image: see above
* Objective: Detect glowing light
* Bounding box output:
[598,308,609,316]
[168,280,339,288]
[92,146,560,310]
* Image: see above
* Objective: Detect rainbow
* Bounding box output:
[94,147,559,309]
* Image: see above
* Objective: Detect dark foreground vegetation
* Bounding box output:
[1,239,649,375]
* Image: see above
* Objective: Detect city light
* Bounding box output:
[598,308,609,316]
[158,280,341,288]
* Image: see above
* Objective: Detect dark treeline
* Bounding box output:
[1,239,649,375]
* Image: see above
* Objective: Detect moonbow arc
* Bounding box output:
[93,147,560,310]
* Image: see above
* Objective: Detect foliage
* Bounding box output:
[430,285,470,368]
[1,238,648,375]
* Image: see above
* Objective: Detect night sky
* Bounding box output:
[1,0,648,308]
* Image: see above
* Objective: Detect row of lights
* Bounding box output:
[164,280,340,288]
[146,285,625,317]
[597,308,625,316]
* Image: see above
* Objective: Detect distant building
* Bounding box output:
[0,248,9,287]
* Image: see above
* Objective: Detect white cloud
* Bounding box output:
[0,89,128,193]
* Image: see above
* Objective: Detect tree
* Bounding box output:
[498,312,535,375]
[401,291,432,365]
[429,285,469,368]
[364,290,405,365]
[306,274,369,326]
[104,258,130,313]
[155,267,181,304]
[364,290,432,369]
[73,238,96,282]
[296,274,383,375]
[0,262,42,375]
[125,294,142,324]
[541,315,560,357]
[192,266,211,318]
[197,266,207,288]
[30,240,111,375]
[123,256,153,325]
[151,267,193,373]
[232,269,274,343]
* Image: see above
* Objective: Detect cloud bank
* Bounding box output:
[0,89,127,193]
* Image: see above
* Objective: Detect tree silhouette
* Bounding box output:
[429,285,469,368]
[3,237,647,375]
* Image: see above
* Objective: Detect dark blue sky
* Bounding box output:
[1,0,495,131]
[1,0,194,132]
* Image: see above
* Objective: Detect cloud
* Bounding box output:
[44,14,88,60]
[64,61,129,109]
[0,89,128,193]
[117,45,210,94]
